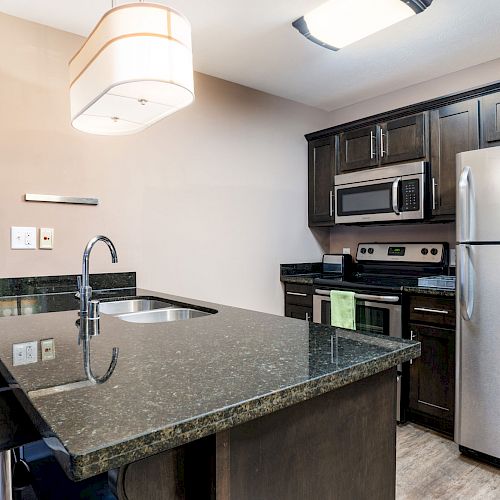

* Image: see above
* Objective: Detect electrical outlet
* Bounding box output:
[41,339,55,361]
[25,342,37,363]
[12,341,38,366]
[39,228,54,250]
[11,227,37,250]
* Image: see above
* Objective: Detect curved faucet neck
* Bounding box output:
[80,235,118,315]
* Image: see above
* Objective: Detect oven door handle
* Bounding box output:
[314,290,399,303]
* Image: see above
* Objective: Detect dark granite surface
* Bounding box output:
[280,274,318,285]
[0,273,136,298]
[280,263,322,285]
[403,286,456,298]
[0,288,419,481]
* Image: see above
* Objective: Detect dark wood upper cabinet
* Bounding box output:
[338,125,379,173]
[480,92,500,148]
[380,113,428,165]
[430,100,479,217]
[408,323,455,436]
[308,136,335,226]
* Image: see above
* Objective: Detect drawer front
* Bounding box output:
[409,295,456,327]
[285,304,312,322]
[284,284,313,307]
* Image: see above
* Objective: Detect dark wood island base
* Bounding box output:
[113,368,397,500]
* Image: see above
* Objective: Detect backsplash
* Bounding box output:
[330,223,456,255]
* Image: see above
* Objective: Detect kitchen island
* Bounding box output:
[0,285,419,499]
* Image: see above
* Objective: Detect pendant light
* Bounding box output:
[69,1,194,135]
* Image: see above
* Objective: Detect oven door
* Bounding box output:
[334,174,425,224]
[313,289,403,420]
[312,290,402,339]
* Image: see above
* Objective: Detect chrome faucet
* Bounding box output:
[79,235,118,316]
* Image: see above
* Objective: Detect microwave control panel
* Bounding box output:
[401,179,420,212]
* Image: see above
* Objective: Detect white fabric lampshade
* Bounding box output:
[69,3,194,135]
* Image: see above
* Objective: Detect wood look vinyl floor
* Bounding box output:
[397,423,500,499]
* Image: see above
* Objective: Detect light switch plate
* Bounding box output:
[39,228,54,250]
[11,227,36,250]
[342,248,351,255]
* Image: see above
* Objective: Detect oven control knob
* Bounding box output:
[360,248,367,254]
[368,248,374,254]
[431,248,439,256]
[421,248,429,255]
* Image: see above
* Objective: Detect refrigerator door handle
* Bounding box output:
[460,244,474,321]
[459,166,472,242]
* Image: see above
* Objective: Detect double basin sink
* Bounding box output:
[100,298,215,324]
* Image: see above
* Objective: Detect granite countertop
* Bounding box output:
[0,288,419,481]
[403,286,456,298]
[281,274,318,285]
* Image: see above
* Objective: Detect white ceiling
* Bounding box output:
[1,0,500,111]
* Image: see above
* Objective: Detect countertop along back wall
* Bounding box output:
[0,13,330,315]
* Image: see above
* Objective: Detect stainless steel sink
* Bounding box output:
[117,308,211,324]
[100,299,173,315]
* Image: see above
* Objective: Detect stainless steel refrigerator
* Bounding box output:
[456,146,500,462]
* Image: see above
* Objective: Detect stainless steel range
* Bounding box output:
[313,242,448,421]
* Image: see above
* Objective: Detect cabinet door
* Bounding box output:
[380,113,428,165]
[409,324,455,433]
[338,125,379,173]
[308,136,335,226]
[285,304,312,321]
[430,100,479,216]
[480,92,500,148]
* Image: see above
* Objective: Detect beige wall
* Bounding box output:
[0,13,330,314]
[326,58,500,253]
[327,58,500,126]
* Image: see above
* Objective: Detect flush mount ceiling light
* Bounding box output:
[69,1,194,135]
[293,0,432,51]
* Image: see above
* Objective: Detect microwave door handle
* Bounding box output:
[392,177,401,215]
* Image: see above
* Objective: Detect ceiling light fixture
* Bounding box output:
[293,0,432,51]
[69,1,194,135]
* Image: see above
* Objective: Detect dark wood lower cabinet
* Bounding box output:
[285,303,311,321]
[284,283,313,321]
[408,323,455,437]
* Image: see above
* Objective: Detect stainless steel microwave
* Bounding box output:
[334,162,431,224]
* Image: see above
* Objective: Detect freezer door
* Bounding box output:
[457,147,500,243]
[456,244,500,457]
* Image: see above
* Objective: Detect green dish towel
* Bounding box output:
[330,290,356,330]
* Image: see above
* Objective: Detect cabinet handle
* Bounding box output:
[287,292,307,297]
[380,131,386,158]
[413,307,449,315]
[329,190,334,217]
[410,330,416,364]
[370,131,376,159]
[305,313,310,322]
[432,178,437,211]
